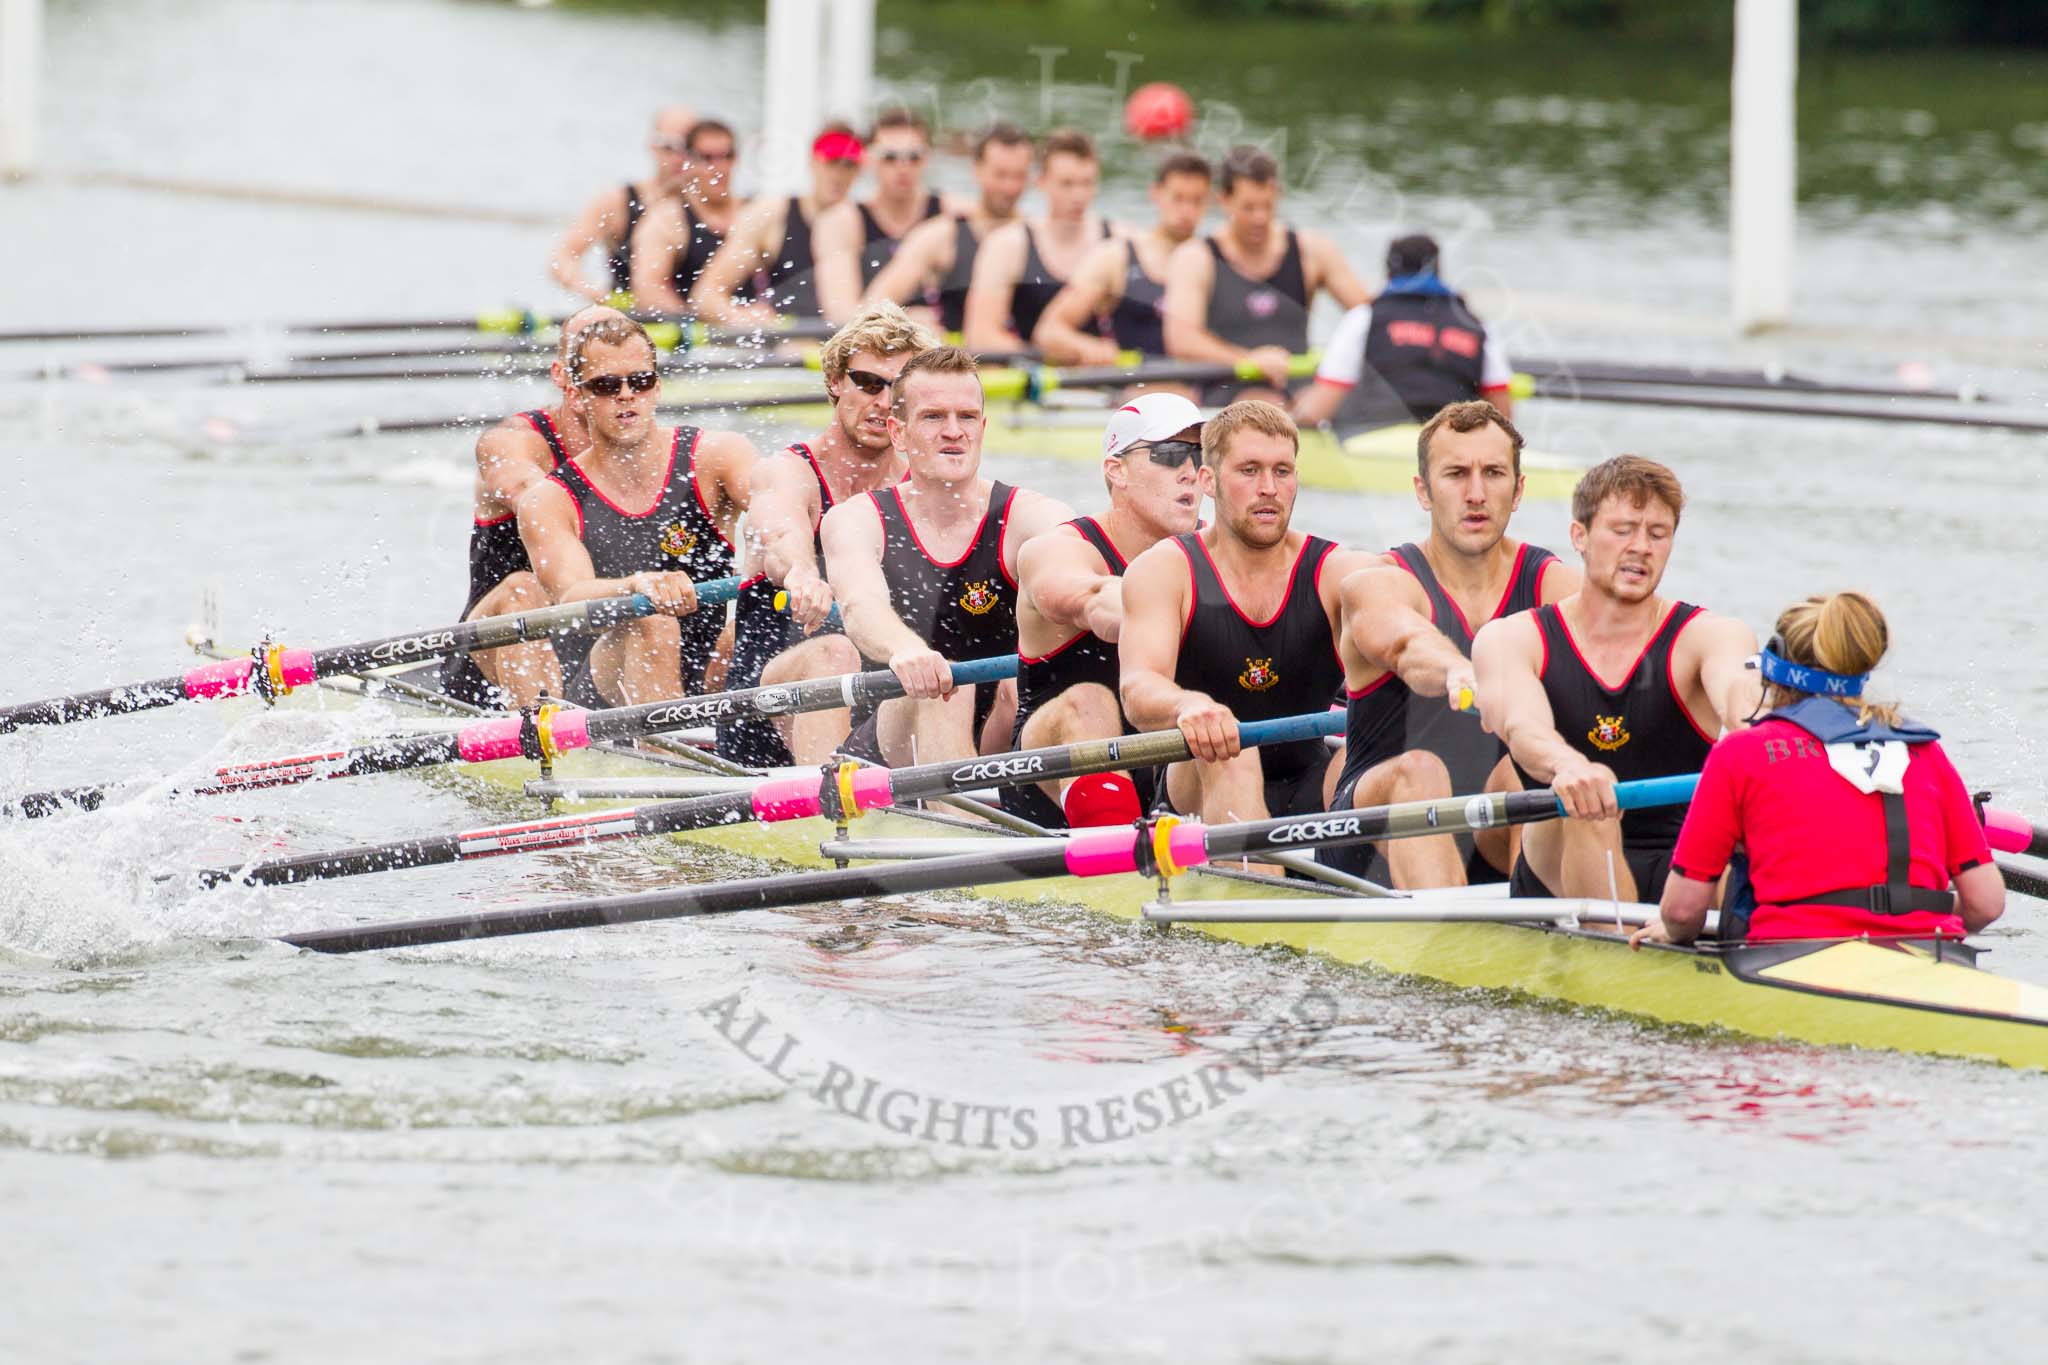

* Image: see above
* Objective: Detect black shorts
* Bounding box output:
[1317,769,1508,885]
[1509,845,1674,904]
[715,577,842,770]
[1261,759,1329,821]
[839,682,1002,765]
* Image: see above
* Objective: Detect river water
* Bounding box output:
[4,1,2048,1360]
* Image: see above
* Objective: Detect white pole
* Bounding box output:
[0,0,42,180]
[761,0,823,198]
[824,0,875,127]
[1730,0,1796,333]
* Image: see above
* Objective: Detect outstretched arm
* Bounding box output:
[1473,614,1615,816]
[961,223,1028,353]
[1019,528,1122,643]
[1301,228,1372,310]
[821,498,950,696]
[747,453,831,629]
[810,201,866,324]
[863,216,950,311]
[688,199,781,328]
[516,480,698,616]
[1686,613,1763,733]
[549,186,627,302]
[1160,238,1235,364]
[1341,564,1473,706]
[1119,541,1235,762]
[1032,241,1126,365]
[627,199,691,314]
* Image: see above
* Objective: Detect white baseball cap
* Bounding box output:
[1102,391,1206,458]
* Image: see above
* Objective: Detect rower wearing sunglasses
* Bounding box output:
[630,118,749,315]
[858,123,1034,334]
[821,345,1073,767]
[717,304,936,769]
[512,315,756,706]
[689,122,867,328]
[1004,393,1207,830]
[1320,400,1574,891]
[811,107,957,325]
[440,304,623,711]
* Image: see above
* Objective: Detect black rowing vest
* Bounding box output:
[1338,290,1491,431]
[671,203,735,300]
[1510,602,1715,851]
[857,482,1018,676]
[608,182,645,296]
[548,427,736,682]
[1009,222,1108,343]
[1204,231,1309,355]
[1173,533,1342,780]
[1337,541,1556,802]
[935,216,981,334]
[859,192,943,284]
[731,443,837,686]
[759,195,819,317]
[1109,239,1167,355]
[1013,517,1125,738]
[463,409,567,615]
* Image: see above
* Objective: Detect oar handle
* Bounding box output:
[1982,805,2048,859]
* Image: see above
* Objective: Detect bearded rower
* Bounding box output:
[1004,393,1207,830]
[1473,455,1760,903]
[514,316,755,705]
[1034,151,1212,365]
[1122,401,1374,824]
[811,107,958,324]
[717,304,936,769]
[860,123,1034,336]
[821,346,1071,766]
[548,106,695,305]
[1322,401,1576,890]
[961,129,1114,354]
[440,304,623,710]
[630,118,746,315]
[689,123,865,326]
[1162,145,1369,404]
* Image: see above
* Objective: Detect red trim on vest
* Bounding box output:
[878,484,1001,570]
[682,428,735,551]
[563,429,680,519]
[1020,629,1092,668]
[1069,515,1127,571]
[1664,610,1718,743]
[544,473,586,537]
[1171,536,1199,644]
[1346,671,1396,701]
[1193,533,1315,629]
[474,511,515,528]
[994,486,1021,588]
[1552,600,1678,694]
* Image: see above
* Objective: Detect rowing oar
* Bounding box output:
[0,309,835,347]
[983,353,1322,403]
[1526,380,2048,436]
[8,641,1005,821]
[200,388,829,445]
[1520,357,1994,406]
[1983,806,2048,861]
[0,593,666,736]
[184,711,1341,889]
[275,774,1698,953]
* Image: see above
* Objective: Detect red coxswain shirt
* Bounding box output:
[1670,718,1989,940]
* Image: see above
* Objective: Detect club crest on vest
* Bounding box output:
[958,580,1000,615]
[1238,657,1280,692]
[659,520,698,560]
[1588,713,1630,751]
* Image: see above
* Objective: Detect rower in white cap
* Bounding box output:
[1005,393,1209,828]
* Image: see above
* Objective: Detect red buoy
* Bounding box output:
[1124,82,1194,141]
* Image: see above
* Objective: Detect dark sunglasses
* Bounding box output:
[843,368,894,396]
[579,370,659,397]
[1134,439,1202,467]
[877,149,926,164]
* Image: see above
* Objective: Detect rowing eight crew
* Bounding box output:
[551,109,1510,429]
[444,302,2004,948]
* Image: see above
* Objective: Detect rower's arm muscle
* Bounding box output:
[688,200,775,325]
[1161,240,1237,363]
[1474,616,1574,780]
[516,481,605,604]
[474,424,554,510]
[1031,244,1120,362]
[822,500,922,662]
[1118,544,1196,729]
[1020,532,1121,642]
[811,203,865,324]
[1304,230,1372,310]
[1343,566,1461,695]
[628,200,690,313]
[748,456,822,587]
[549,186,624,301]
[962,225,1026,352]
[864,218,946,309]
[1689,614,1763,733]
